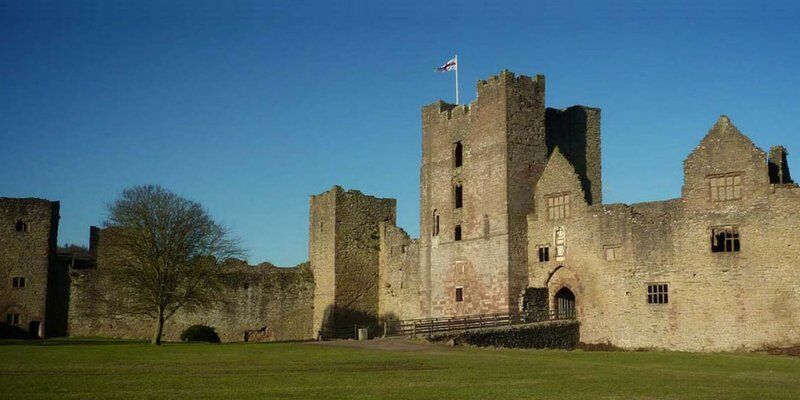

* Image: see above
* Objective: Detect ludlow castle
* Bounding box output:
[2,70,798,351]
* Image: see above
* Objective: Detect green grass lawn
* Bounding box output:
[1,339,798,399]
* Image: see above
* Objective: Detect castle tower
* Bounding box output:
[0,198,60,338]
[419,71,549,317]
[309,186,396,337]
[418,70,602,318]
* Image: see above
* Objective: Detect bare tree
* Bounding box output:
[102,185,243,345]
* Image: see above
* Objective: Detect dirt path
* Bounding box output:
[305,336,454,352]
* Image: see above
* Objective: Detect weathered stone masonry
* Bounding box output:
[3,69,798,352]
[310,186,396,337]
[0,198,62,338]
[68,228,314,342]
[527,116,800,351]
[403,70,600,320]
[375,70,799,352]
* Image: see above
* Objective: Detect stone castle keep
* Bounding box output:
[2,70,798,351]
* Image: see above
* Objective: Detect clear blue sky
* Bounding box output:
[2,1,798,266]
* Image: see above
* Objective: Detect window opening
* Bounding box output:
[711,226,740,253]
[454,142,463,168]
[538,246,550,262]
[647,283,669,304]
[546,193,570,220]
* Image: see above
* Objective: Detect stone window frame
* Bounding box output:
[454,183,463,209]
[454,224,462,241]
[15,219,30,233]
[546,192,571,220]
[710,225,741,253]
[454,141,463,168]
[646,283,669,304]
[432,209,440,236]
[455,286,464,302]
[708,172,743,202]
[12,276,27,288]
[604,245,622,261]
[5,312,21,325]
[537,245,550,263]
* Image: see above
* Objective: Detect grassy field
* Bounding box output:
[1,339,799,399]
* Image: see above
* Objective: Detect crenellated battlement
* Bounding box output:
[422,70,545,123]
[476,69,544,97]
[421,100,469,120]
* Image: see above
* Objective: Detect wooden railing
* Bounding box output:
[390,309,575,337]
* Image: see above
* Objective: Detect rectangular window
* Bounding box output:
[455,287,463,302]
[647,283,669,304]
[538,246,550,262]
[604,245,621,261]
[709,173,742,201]
[711,226,740,253]
[12,277,26,288]
[546,193,570,220]
[454,225,462,241]
[6,313,20,325]
[454,185,463,209]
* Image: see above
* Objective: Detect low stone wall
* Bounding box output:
[426,320,580,349]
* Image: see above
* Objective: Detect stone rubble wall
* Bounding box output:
[378,222,422,323]
[68,228,314,342]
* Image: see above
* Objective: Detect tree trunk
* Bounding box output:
[151,306,165,346]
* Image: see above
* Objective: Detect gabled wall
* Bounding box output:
[528,116,800,351]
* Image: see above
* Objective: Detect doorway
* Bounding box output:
[555,287,576,319]
[29,321,41,338]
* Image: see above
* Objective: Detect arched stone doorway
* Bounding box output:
[554,287,576,319]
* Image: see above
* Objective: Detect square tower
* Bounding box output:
[309,186,396,338]
[0,198,60,338]
[419,71,548,317]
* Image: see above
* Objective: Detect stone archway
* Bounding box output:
[545,265,581,320]
[554,287,576,319]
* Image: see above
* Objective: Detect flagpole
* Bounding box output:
[455,54,459,105]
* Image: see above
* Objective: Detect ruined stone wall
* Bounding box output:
[309,186,395,336]
[545,106,602,205]
[419,71,549,318]
[0,198,60,338]
[332,189,395,331]
[528,117,800,351]
[309,188,337,337]
[505,74,548,313]
[69,230,314,342]
[378,222,421,322]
